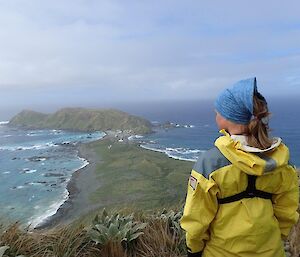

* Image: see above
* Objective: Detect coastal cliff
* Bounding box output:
[9,108,153,134]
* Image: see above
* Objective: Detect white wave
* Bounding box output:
[165,147,202,155]
[183,124,195,128]
[2,171,11,174]
[24,169,37,174]
[26,130,49,136]
[28,182,43,186]
[86,131,106,142]
[0,121,9,125]
[29,195,35,201]
[165,153,197,162]
[165,148,201,161]
[0,142,57,151]
[50,129,63,135]
[140,144,204,162]
[140,144,167,154]
[28,189,70,229]
[16,185,25,189]
[26,133,38,136]
[0,134,12,138]
[76,157,89,171]
[128,135,144,141]
[25,157,47,162]
[49,156,89,187]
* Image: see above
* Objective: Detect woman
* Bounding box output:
[180,77,299,257]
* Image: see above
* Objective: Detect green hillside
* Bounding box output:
[9,108,153,134]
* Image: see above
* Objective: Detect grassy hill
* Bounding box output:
[9,108,153,134]
[88,138,192,209]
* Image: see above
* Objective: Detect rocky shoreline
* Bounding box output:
[34,130,136,230]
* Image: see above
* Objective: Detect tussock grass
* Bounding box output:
[1,206,299,257]
[136,219,184,257]
[289,209,300,257]
[289,170,300,257]
[0,222,101,257]
[0,209,185,257]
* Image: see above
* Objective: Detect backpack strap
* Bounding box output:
[218,175,273,204]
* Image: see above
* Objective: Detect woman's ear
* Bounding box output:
[215,112,227,130]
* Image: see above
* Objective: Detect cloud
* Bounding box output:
[0,0,299,108]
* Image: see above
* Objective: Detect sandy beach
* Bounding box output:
[34,140,104,229]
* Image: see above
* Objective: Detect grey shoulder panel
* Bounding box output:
[255,153,277,172]
[193,147,231,179]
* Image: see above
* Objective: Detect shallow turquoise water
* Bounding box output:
[0,125,105,228]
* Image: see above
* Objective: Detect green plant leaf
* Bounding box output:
[128,232,144,242]
[131,222,147,232]
[94,224,108,233]
[108,223,119,238]
[92,214,100,226]
[0,246,9,257]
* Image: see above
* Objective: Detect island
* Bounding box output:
[9,107,153,134]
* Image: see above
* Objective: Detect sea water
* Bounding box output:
[0,124,105,228]
[123,99,300,167]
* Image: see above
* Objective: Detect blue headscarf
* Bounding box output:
[214,77,257,125]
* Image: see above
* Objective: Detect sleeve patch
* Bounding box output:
[190,176,198,190]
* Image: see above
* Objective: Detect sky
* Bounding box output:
[0,0,300,118]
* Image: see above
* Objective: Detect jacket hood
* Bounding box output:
[215,130,290,176]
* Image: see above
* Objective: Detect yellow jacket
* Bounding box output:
[180,130,299,257]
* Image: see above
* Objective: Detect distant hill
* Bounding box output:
[9,108,153,134]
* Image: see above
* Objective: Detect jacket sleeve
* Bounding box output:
[272,165,299,239]
[180,168,219,255]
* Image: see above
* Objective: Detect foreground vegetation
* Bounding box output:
[1,207,299,257]
[0,208,185,257]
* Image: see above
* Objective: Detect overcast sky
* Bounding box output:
[1,0,300,117]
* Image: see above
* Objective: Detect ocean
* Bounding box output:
[0,99,299,228]
[0,124,105,228]
[121,99,300,167]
